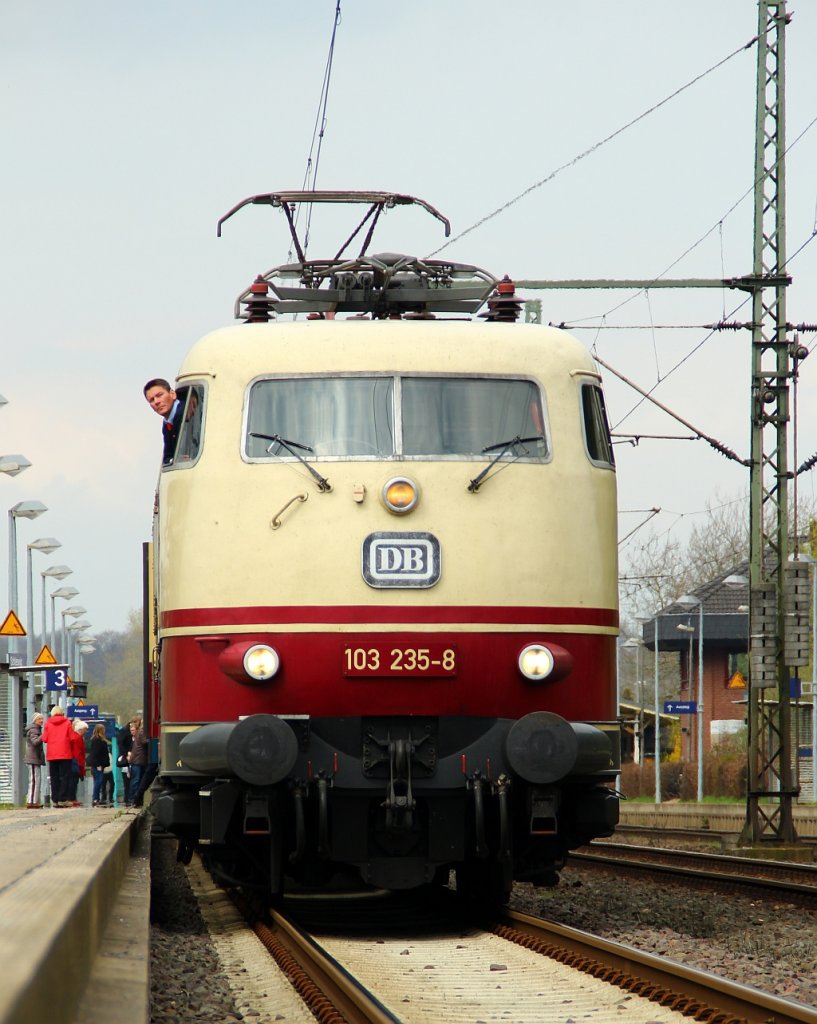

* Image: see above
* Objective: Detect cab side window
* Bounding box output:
[581,383,615,468]
[173,385,204,465]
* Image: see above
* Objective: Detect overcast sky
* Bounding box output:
[1,1,816,638]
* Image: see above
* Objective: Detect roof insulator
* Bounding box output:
[479,274,523,322]
[241,275,277,323]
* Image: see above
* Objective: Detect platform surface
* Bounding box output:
[0,805,147,1024]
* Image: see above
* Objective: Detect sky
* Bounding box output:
[1,1,816,638]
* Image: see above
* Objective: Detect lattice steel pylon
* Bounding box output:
[743,0,799,845]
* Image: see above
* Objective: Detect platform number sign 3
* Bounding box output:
[45,668,68,691]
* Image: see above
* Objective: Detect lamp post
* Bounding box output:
[66,620,90,690]
[5,500,47,806]
[41,566,72,656]
[77,639,94,684]
[49,587,79,655]
[677,595,705,802]
[24,538,61,721]
[60,611,87,669]
[621,637,645,763]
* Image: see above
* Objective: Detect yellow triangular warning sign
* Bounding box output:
[728,670,747,689]
[35,644,57,664]
[76,698,85,706]
[0,610,26,636]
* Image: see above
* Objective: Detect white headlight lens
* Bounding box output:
[518,644,555,681]
[243,644,280,681]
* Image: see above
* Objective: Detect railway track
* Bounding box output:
[185,856,817,1024]
[574,841,817,906]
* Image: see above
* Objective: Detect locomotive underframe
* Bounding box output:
[153,713,620,898]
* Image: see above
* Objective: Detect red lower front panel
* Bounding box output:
[159,606,617,723]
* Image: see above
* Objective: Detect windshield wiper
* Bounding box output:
[250,432,332,492]
[467,435,544,493]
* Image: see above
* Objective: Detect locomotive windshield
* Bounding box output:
[245,375,547,460]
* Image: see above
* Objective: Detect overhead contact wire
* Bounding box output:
[289,0,342,262]
[426,35,758,258]
[593,352,749,466]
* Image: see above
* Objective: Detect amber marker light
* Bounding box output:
[518,644,555,681]
[382,476,419,514]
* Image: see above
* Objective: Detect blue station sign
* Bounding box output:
[45,667,70,691]
[664,700,697,715]
[67,705,99,719]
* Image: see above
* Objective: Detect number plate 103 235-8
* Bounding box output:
[343,643,457,677]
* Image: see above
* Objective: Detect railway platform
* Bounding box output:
[619,801,817,837]
[0,805,149,1024]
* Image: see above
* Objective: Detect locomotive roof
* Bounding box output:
[175,319,601,382]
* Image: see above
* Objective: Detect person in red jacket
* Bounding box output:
[42,705,74,808]
[67,720,89,807]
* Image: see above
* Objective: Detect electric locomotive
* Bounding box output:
[150,191,621,902]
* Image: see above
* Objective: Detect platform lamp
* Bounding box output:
[41,565,72,655]
[24,538,61,721]
[0,453,31,477]
[51,596,81,660]
[66,620,90,690]
[77,639,95,686]
[7,501,47,656]
[50,588,79,656]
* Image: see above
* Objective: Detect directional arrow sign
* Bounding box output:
[663,700,697,715]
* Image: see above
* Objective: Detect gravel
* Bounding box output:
[150,837,243,1022]
[511,861,817,1010]
[150,833,817,1020]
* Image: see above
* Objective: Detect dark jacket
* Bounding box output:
[87,736,111,770]
[162,399,183,464]
[24,722,45,766]
[116,724,132,766]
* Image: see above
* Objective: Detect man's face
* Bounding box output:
[145,385,177,417]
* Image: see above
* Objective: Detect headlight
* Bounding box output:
[243,644,280,681]
[518,644,555,681]
[382,476,419,514]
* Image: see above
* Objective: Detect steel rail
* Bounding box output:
[252,907,401,1024]
[502,908,817,1024]
[572,846,817,903]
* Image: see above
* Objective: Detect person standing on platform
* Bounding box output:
[100,764,115,807]
[127,716,147,806]
[87,723,111,807]
[68,719,88,807]
[42,706,74,807]
[24,712,45,808]
[116,721,133,805]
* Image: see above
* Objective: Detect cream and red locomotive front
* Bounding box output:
[150,191,621,901]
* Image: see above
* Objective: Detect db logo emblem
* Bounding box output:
[362,532,441,589]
